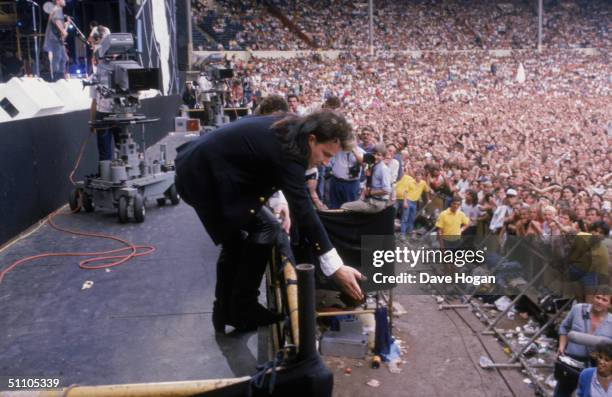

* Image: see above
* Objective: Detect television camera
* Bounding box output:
[70,33,179,224]
[83,33,160,116]
[191,54,236,131]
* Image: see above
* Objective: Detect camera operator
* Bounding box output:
[328,145,364,209]
[88,21,110,73]
[182,81,198,109]
[554,293,612,397]
[90,84,121,162]
[341,144,391,213]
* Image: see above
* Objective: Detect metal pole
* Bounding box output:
[119,0,127,33]
[368,0,373,55]
[296,264,316,361]
[141,123,147,174]
[317,309,376,317]
[537,0,543,52]
[185,0,193,70]
[31,1,40,76]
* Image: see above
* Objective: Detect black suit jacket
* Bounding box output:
[175,115,333,256]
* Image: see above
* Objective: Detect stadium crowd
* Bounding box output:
[186,2,612,394]
[186,49,611,282]
[191,0,610,51]
[213,48,611,244]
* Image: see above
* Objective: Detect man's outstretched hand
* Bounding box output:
[332,265,365,302]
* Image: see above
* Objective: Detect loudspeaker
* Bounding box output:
[0,77,64,119]
[0,97,19,118]
[49,79,91,111]
[0,104,11,122]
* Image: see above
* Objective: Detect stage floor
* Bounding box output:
[0,132,263,387]
[0,131,536,396]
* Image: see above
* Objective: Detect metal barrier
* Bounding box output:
[428,235,575,396]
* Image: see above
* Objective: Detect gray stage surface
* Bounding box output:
[0,132,263,387]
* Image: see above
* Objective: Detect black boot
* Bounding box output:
[228,242,282,332]
[231,303,284,332]
[212,242,238,334]
[212,300,227,334]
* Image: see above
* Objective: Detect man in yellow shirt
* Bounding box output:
[436,195,470,249]
[396,169,430,240]
[568,221,610,302]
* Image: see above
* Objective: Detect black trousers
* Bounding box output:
[215,207,295,322]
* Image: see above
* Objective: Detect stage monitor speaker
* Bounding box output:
[0,103,12,122]
[0,97,19,118]
[49,79,90,111]
[0,77,64,119]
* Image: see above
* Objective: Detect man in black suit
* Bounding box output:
[175,110,364,333]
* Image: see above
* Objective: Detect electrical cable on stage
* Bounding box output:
[0,127,156,285]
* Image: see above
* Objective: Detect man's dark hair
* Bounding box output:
[594,342,612,359]
[563,185,576,194]
[272,110,354,163]
[254,94,288,115]
[287,93,298,102]
[465,190,478,204]
[587,207,600,216]
[90,20,99,28]
[589,221,610,235]
[322,96,341,109]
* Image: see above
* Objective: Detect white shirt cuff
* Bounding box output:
[319,248,343,277]
[276,190,288,206]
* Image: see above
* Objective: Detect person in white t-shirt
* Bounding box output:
[90,85,120,161]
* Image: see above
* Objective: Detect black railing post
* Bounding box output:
[296,264,317,361]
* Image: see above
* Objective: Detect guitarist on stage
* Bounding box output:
[43,0,68,81]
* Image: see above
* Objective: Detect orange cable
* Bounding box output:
[0,128,157,285]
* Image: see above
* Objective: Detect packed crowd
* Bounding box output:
[191,0,611,51]
[215,48,611,242]
[188,4,611,394]
[192,0,302,51]
[223,49,612,397]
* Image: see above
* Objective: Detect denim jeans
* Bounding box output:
[400,200,417,236]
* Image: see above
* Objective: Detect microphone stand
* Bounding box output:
[66,15,90,76]
[23,0,40,77]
